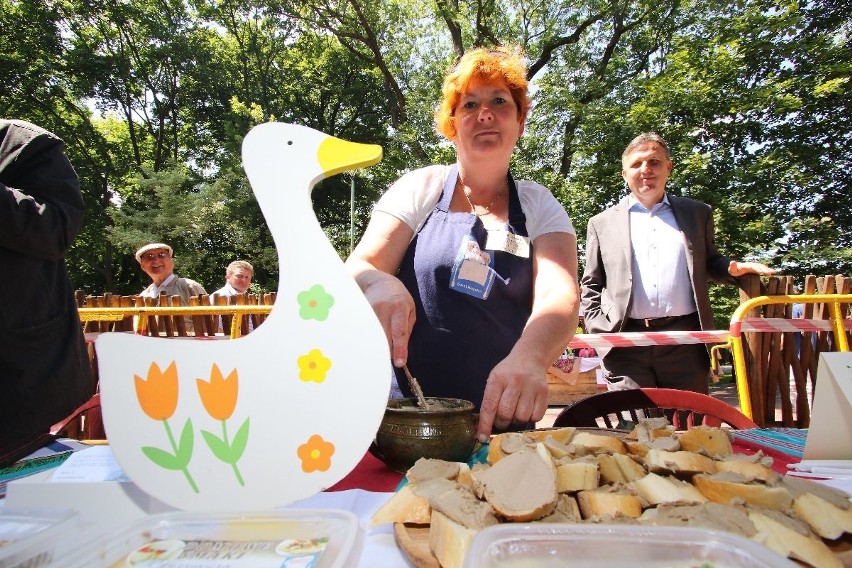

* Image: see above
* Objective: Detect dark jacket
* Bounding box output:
[0,119,93,464]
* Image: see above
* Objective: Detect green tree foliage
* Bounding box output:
[1,0,848,307]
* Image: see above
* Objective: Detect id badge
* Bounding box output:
[485,230,530,258]
[449,235,501,299]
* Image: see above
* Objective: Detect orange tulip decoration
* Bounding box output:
[134,361,198,493]
[197,364,249,486]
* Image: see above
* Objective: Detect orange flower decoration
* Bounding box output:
[196,364,239,421]
[297,434,335,473]
[135,361,179,421]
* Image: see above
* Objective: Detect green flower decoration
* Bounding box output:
[297,284,335,321]
[297,349,332,383]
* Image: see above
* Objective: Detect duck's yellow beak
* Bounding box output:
[318,136,383,178]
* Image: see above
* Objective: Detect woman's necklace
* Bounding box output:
[460,178,507,217]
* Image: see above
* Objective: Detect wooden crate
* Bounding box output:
[546,365,600,406]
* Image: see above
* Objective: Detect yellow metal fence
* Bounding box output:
[728,293,852,425]
[77,304,274,339]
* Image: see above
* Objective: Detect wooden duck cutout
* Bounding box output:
[95,123,390,511]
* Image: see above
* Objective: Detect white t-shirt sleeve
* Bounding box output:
[372,165,447,234]
[516,180,575,241]
[371,165,575,241]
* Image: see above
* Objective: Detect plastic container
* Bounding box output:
[0,507,80,568]
[463,524,797,568]
[61,509,362,568]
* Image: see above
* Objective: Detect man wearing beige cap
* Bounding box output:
[136,243,207,331]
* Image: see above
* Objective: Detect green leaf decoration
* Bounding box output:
[175,418,195,466]
[201,430,231,461]
[141,446,184,470]
[230,418,251,462]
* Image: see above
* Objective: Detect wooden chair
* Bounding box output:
[552,388,758,430]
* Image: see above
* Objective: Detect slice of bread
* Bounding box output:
[555,460,600,493]
[597,454,625,484]
[487,427,577,464]
[369,483,431,527]
[642,502,757,538]
[714,458,776,482]
[644,449,718,476]
[748,508,842,568]
[613,453,647,481]
[631,472,708,506]
[693,473,793,510]
[628,418,675,442]
[571,431,627,454]
[792,492,852,540]
[428,510,477,568]
[677,426,733,457]
[577,487,643,519]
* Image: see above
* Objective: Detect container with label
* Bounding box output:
[0,507,80,568]
[463,524,797,568]
[62,509,361,568]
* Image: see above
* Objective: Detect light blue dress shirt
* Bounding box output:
[626,194,697,319]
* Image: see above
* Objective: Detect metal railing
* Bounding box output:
[728,293,852,420]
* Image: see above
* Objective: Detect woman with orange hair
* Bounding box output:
[347,45,580,442]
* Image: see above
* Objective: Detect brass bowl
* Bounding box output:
[371,397,478,474]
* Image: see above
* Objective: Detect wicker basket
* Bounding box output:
[546,364,599,406]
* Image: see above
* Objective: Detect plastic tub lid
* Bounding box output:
[463,523,798,568]
[62,509,362,568]
[0,507,80,568]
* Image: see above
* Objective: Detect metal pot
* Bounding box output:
[371,397,478,473]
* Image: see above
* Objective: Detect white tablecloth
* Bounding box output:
[288,489,405,566]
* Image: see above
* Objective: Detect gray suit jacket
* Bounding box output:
[581,194,737,334]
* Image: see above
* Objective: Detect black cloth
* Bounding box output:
[0,119,94,465]
[394,166,532,413]
[602,312,711,394]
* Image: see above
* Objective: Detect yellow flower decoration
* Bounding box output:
[196,364,239,421]
[297,349,332,383]
[135,361,179,421]
[298,434,335,473]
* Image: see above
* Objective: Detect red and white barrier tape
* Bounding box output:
[569,318,852,349]
[731,317,852,337]
[567,330,730,350]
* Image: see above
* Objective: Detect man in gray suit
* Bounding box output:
[581,132,774,393]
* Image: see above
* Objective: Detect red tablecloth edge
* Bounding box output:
[731,439,802,475]
[326,451,403,493]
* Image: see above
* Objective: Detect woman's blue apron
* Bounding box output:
[394,165,533,413]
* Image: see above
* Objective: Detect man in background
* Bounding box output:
[136,242,207,332]
[0,119,94,464]
[211,260,253,299]
[210,260,255,333]
[136,242,207,302]
[581,132,774,394]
